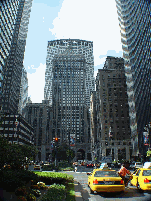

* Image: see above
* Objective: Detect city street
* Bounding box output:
[64,166,151,201]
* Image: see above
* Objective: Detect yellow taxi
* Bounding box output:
[130,168,151,192]
[87,166,125,194]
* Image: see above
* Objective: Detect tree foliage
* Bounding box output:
[0,136,38,169]
[52,142,75,162]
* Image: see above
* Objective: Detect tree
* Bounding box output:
[52,142,75,162]
[0,136,38,169]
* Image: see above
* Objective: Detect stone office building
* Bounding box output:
[96,56,132,162]
[24,100,53,162]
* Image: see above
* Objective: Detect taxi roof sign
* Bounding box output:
[143,162,151,169]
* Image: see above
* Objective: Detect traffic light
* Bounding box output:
[55,137,58,142]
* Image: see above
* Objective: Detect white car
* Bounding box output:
[135,162,143,169]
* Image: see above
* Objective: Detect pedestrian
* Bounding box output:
[75,164,77,172]
[118,164,131,186]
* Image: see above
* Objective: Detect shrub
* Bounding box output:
[31,189,41,197]
[31,185,40,190]
[26,193,36,201]
[40,184,66,201]
[35,172,73,185]
[0,169,39,191]
[17,196,27,201]
[15,186,28,196]
[42,164,55,171]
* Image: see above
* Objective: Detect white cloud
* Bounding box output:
[27,63,46,103]
[49,0,122,67]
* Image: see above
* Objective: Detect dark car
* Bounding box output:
[86,163,94,168]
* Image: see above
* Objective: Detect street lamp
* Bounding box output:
[109,127,113,160]
[54,137,58,171]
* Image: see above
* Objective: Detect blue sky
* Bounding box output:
[24,0,123,103]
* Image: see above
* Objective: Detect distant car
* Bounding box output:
[135,162,143,169]
[111,163,115,168]
[34,165,41,170]
[86,163,94,168]
[130,162,136,170]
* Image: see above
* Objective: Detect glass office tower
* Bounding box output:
[115,0,150,156]
[45,39,95,158]
[44,39,95,107]
[1,0,32,114]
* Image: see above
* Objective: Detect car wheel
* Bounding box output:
[90,188,94,194]
[137,182,143,193]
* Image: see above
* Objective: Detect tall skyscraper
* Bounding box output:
[18,67,28,116]
[115,0,150,156]
[45,39,95,160]
[44,39,95,107]
[1,0,33,114]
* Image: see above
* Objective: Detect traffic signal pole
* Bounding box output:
[55,137,58,171]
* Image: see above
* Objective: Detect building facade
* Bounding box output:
[115,0,150,156]
[90,91,99,161]
[1,0,32,114]
[24,101,53,162]
[96,56,132,161]
[44,39,95,107]
[18,67,28,115]
[0,114,34,145]
[45,39,95,160]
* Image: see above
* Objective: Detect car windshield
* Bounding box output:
[94,171,118,177]
[136,162,142,165]
[142,170,151,176]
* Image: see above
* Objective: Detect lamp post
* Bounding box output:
[109,127,113,161]
[54,137,58,171]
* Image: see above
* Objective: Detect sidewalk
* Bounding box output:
[74,179,90,201]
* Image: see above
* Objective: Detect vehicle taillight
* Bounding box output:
[144,178,149,183]
[93,179,98,184]
[120,180,124,185]
[92,164,93,166]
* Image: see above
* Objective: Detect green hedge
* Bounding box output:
[42,164,55,171]
[40,184,66,201]
[34,172,73,185]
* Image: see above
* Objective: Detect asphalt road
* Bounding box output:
[65,166,151,201]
